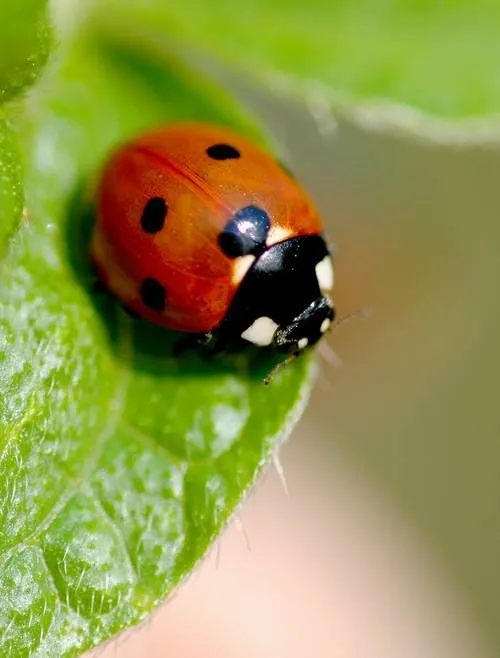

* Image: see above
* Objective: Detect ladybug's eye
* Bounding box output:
[218,205,271,258]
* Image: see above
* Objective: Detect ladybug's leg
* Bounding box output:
[263,351,300,386]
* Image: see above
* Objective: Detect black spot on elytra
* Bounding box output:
[141,197,168,234]
[140,278,166,312]
[206,143,240,160]
[218,205,271,258]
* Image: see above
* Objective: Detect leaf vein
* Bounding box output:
[88,486,139,585]
[120,421,188,467]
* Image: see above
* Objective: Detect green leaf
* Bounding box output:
[95,0,500,124]
[0,0,52,101]
[0,25,312,658]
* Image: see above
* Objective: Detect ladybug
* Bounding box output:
[91,123,335,363]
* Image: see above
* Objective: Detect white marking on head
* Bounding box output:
[232,254,256,285]
[320,318,331,333]
[267,225,292,246]
[297,337,308,350]
[315,256,334,291]
[241,317,279,346]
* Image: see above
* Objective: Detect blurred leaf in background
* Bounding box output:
[96,0,500,123]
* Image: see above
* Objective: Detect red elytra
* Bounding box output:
[92,124,326,329]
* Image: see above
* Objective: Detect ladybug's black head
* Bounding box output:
[273,295,335,354]
[208,233,335,356]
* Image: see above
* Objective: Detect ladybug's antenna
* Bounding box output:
[263,352,298,386]
[334,306,372,330]
[264,307,371,385]
[318,306,371,369]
